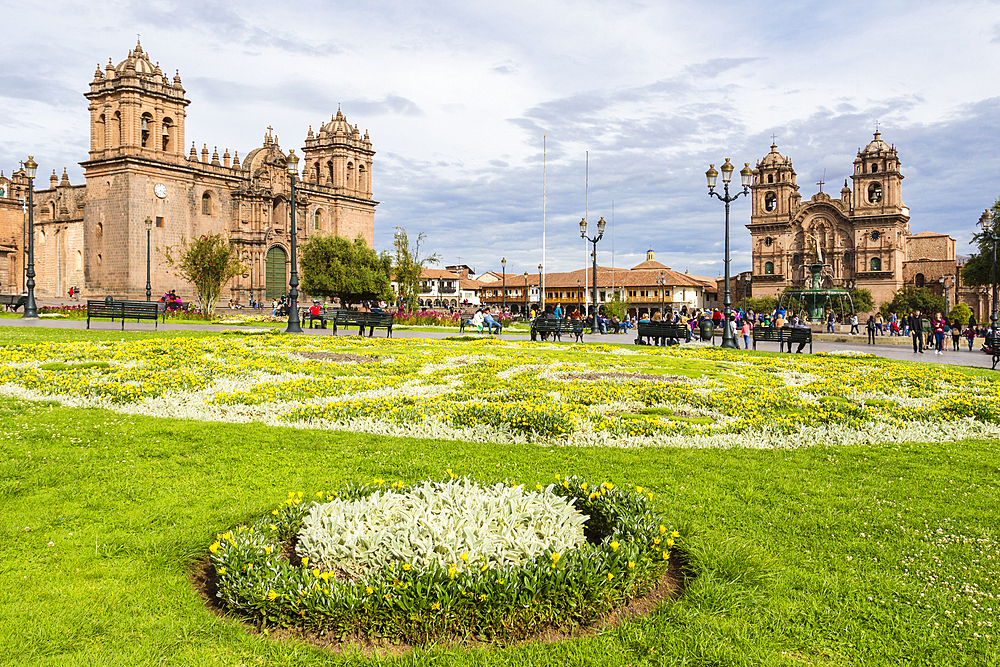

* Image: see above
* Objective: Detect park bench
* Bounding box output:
[530,318,585,343]
[635,321,690,346]
[329,310,394,338]
[752,326,813,353]
[87,299,163,329]
[300,307,346,329]
[0,294,27,312]
[459,315,475,333]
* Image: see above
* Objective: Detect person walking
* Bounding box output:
[951,319,962,351]
[866,315,876,345]
[826,312,835,333]
[966,324,976,351]
[908,310,925,354]
[931,312,946,354]
[741,319,751,349]
[553,303,563,319]
[849,313,859,335]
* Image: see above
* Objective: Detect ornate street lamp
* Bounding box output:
[144,217,153,301]
[22,156,38,319]
[706,158,753,349]
[523,270,528,316]
[538,263,543,311]
[937,275,951,315]
[285,149,302,333]
[580,216,606,332]
[978,209,998,369]
[501,257,506,313]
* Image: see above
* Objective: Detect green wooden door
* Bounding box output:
[265,246,287,300]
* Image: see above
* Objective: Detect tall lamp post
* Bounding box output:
[501,257,506,313]
[285,149,302,333]
[938,275,951,314]
[523,270,528,316]
[658,271,666,316]
[538,264,543,312]
[22,156,38,319]
[706,158,753,349]
[577,278,582,316]
[978,209,998,370]
[580,216,606,332]
[144,217,153,301]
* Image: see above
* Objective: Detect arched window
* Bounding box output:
[764,261,774,275]
[915,273,925,288]
[112,111,122,148]
[313,162,321,183]
[96,114,106,150]
[359,164,367,192]
[764,192,777,212]
[162,118,174,152]
[48,202,56,219]
[141,112,153,148]
[75,250,83,270]
[870,257,882,271]
[871,163,879,173]
[844,252,852,268]
[767,174,774,184]
[327,161,334,185]
[792,253,801,266]
[347,162,354,189]
[867,182,882,203]
[201,192,212,215]
[313,209,322,230]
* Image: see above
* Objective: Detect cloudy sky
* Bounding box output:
[3,0,1000,278]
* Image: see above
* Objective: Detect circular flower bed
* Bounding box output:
[208,475,682,644]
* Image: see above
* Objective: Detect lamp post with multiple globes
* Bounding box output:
[580,216,606,333]
[22,156,38,319]
[705,158,753,349]
[285,150,302,333]
[978,209,999,369]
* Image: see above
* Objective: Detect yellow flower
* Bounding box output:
[302,557,309,567]
[460,552,469,562]
[581,482,588,490]
[431,602,441,610]
[536,483,542,491]
[217,567,226,575]
[635,486,644,494]
[269,524,277,531]
[402,563,411,571]
[267,589,278,600]
[264,545,272,555]
[365,586,374,595]
[671,530,680,538]
[322,572,331,582]
[209,541,221,554]
[666,538,674,548]
[479,594,487,601]
[272,509,279,515]
[610,541,619,551]
[627,561,635,570]
[374,478,384,485]
[659,525,666,534]
[551,552,561,562]
[662,551,669,560]
[607,572,614,581]
[654,538,661,545]
[313,569,321,577]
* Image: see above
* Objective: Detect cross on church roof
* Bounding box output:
[771,133,777,144]
[816,168,826,193]
[874,119,880,133]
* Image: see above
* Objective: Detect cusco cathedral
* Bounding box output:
[0,42,377,301]
[747,132,958,307]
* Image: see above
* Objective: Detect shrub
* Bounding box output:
[209,475,681,644]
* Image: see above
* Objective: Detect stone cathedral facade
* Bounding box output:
[747,132,956,308]
[0,42,377,302]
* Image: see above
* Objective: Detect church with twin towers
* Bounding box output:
[0,41,377,302]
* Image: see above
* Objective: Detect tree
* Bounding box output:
[160,234,244,316]
[603,292,628,319]
[299,235,392,306]
[949,302,973,325]
[879,286,946,318]
[960,198,1000,288]
[743,295,778,315]
[847,288,874,314]
[393,228,440,311]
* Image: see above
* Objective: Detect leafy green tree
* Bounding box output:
[743,295,778,315]
[879,286,946,318]
[847,288,874,314]
[160,234,244,316]
[299,235,392,306]
[603,292,628,319]
[393,228,440,311]
[960,198,1000,288]
[948,302,973,325]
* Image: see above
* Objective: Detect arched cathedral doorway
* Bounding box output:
[265,246,287,300]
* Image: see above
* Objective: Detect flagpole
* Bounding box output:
[542,134,546,312]
[585,151,589,313]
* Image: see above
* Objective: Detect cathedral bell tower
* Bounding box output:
[850,130,910,280]
[85,41,189,159]
[851,131,904,216]
[748,143,800,290]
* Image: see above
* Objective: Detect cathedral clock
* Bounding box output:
[869,230,881,241]
[154,183,168,199]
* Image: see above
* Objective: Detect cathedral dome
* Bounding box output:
[115,42,157,76]
[860,131,893,155]
[320,109,353,136]
[758,143,792,168]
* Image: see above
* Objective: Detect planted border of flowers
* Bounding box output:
[208,475,682,644]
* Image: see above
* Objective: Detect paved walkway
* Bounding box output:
[4,311,998,372]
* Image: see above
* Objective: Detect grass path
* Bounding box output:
[2,392,997,665]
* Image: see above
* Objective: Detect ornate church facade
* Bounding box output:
[0,42,377,302]
[747,132,957,309]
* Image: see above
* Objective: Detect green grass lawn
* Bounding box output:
[0,327,997,665]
